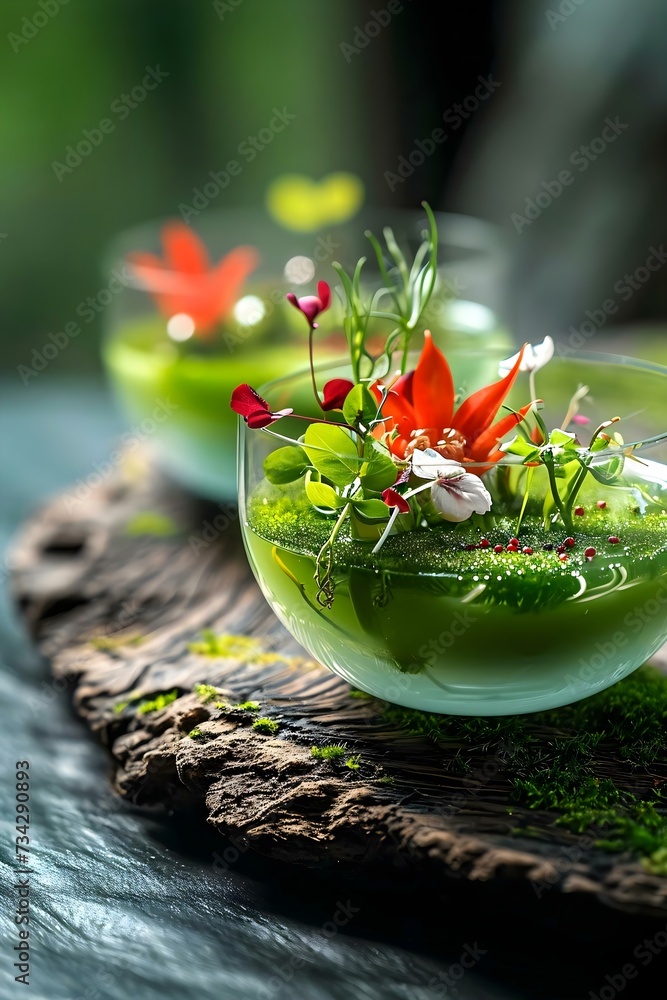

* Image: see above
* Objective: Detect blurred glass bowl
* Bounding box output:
[102,208,512,500]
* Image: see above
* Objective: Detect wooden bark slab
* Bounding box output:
[10,452,667,918]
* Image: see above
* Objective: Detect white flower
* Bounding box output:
[410,448,492,523]
[498,336,554,377]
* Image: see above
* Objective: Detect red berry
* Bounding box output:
[465,544,477,551]
[509,538,520,546]
[559,553,569,562]
[575,506,585,516]
[608,535,620,545]
[557,544,566,554]
[506,545,519,553]
[479,538,490,548]
[564,537,576,548]
[522,547,534,554]
[596,501,607,510]
[585,547,596,560]
[493,545,504,553]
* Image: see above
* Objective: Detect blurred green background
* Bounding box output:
[1,0,666,378]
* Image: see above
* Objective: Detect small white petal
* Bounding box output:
[430,471,492,523]
[498,336,555,377]
[411,448,464,482]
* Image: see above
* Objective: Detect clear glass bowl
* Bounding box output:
[239,350,667,715]
[102,209,511,500]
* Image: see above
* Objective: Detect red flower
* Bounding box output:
[230,384,292,429]
[321,378,354,411]
[128,222,259,335]
[382,488,410,513]
[286,281,331,329]
[375,332,532,475]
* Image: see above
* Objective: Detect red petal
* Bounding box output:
[390,370,415,407]
[161,223,210,274]
[230,384,270,418]
[412,332,455,431]
[453,345,527,443]
[382,488,410,513]
[246,410,275,428]
[468,403,533,462]
[321,378,354,411]
[317,280,331,311]
[380,382,417,435]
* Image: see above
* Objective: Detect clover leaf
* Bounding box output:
[302,423,360,488]
[264,445,310,484]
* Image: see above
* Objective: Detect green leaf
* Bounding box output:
[549,428,577,449]
[351,498,391,522]
[360,439,397,492]
[587,455,625,485]
[503,436,541,462]
[343,383,377,428]
[263,445,310,484]
[305,480,346,511]
[302,423,360,488]
[371,353,391,379]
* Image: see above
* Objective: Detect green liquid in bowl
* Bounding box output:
[243,467,667,715]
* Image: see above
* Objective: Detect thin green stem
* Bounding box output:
[308,326,322,412]
[314,502,351,607]
[543,451,573,532]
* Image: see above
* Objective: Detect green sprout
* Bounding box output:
[136,690,178,715]
[311,745,346,761]
[252,717,279,735]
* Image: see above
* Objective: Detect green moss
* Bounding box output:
[345,754,362,771]
[377,775,395,785]
[91,633,143,652]
[193,683,219,704]
[349,689,372,700]
[188,727,204,739]
[124,512,180,537]
[188,631,293,667]
[249,485,667,612]
[253,717,279,735]
[214,701,228,710]
[382,665,667,864]
[233,700,260,712]
[311,744,346,761]
[112,689,143,713]
[136,690,178,715]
